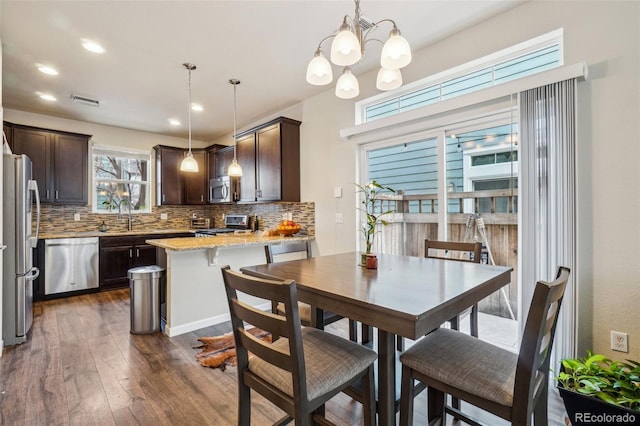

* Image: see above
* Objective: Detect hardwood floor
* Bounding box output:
[0,289,568,425]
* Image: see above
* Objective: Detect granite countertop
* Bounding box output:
[39,228,193,240]
[147,234,312,251]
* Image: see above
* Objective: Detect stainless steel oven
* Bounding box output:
[209,176,231,203]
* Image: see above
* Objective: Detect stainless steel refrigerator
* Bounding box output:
[2,154,40,346]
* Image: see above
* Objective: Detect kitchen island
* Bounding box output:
[147,234,312,337]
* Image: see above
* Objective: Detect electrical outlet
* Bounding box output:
[611,331,628,353]
[73,213,80,221]
[335,213,344,223]
[160,213,168,220]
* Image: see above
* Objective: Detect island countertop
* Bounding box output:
[146,234,312,251]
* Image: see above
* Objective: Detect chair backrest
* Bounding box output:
[512,266,570,422]
[265,240,311,264]
[424,239,482,263]
[221,265,310,409]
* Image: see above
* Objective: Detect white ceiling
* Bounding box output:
[1,1,523,141]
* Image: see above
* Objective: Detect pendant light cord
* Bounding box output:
[188,67,192,154]
[233,81,238,160]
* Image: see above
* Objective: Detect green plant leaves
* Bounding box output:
[556,350,640,411]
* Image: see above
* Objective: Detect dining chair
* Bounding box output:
[221,265,378,426]
[424,239,483,338]
[399,266,570,426]
[265,241,363,342]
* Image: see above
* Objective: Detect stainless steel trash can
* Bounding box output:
[128,265,165,334]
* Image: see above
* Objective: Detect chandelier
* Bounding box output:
[305,0,412,99]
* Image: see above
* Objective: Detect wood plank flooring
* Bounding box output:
[0,289,568,425]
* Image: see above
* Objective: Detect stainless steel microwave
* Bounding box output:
[209,176,231,203]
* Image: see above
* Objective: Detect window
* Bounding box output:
[92,145,151,213]
[358,29,563,124]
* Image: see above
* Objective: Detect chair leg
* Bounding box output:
[362,324,373,344]
[447,316,461,410]
[396,335,404,351]
[238,380,251,426]
[470,304,479,338]
[349,319,357,342]
[399,365,415,426]
[427,387,445,425]
[533,387,549,426]
[363,365,377,426]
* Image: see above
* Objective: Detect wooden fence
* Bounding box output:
[369,190,518,319]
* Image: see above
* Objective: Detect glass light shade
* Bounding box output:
[376,67,402,91]
[330,25,361,66]
[180,152,199,172]
[306,50,333,85]
[228,158,243,177]
[335,68,359,99]
[380,29,412,69]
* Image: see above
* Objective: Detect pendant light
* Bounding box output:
[180,63,199,172]
[227,79,243,177]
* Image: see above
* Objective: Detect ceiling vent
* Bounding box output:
[71,94,100,107]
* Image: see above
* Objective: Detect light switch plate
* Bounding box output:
[73,213,80,221]
[335,213,344,223]
[334,186,342,198]
[160,213,168,220]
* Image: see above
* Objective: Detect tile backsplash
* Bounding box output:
[37,202,315,236]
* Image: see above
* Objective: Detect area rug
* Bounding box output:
[194,328,271,371]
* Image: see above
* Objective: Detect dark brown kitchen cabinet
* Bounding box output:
[154,145,184,205]
[235,117,301,202]
[236,133,256,202]
[211,145,235,178]
[3,123,13,150]
[99,233,191,290]
[9,123,90,204]
[154,145,208,205]
[183,150,208,204]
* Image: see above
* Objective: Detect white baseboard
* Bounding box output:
[164,302,271,337]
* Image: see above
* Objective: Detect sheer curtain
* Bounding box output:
[520,79,577,367]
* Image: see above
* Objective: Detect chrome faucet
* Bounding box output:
[116,197,133,231]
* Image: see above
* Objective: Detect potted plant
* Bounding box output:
[355,181,395,265]
[555,350,640,425]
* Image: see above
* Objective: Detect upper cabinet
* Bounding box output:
[183,150,208,204]
[154,145,184,205]
[210,145,235,179]
[7,122,90,205]
[154,145,208,205]
[236,117,301,203]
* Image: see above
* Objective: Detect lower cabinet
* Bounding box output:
[99,233,191,290]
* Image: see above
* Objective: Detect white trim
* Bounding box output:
[164,302,271,337]
[355,28,565,125]
[343,62,588,145]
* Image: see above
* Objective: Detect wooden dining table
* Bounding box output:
[241,251,513,426]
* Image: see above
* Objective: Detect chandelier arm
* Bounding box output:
[316,34,337,51]
[362,18,398,41]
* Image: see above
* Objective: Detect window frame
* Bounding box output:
[91,144,152,214]
[355,28,564,125]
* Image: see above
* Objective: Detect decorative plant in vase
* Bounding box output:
[355,181,396,265]
[555,350,640,425]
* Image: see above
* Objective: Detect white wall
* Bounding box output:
[297,1,640,359]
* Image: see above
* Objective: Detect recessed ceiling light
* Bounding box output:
[39,94,57,102]
[82,39,105,54]
[169,119,181,126]
[191,103,203,112]
[37,65,59,76]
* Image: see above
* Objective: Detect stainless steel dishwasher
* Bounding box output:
[45,237,99,295]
